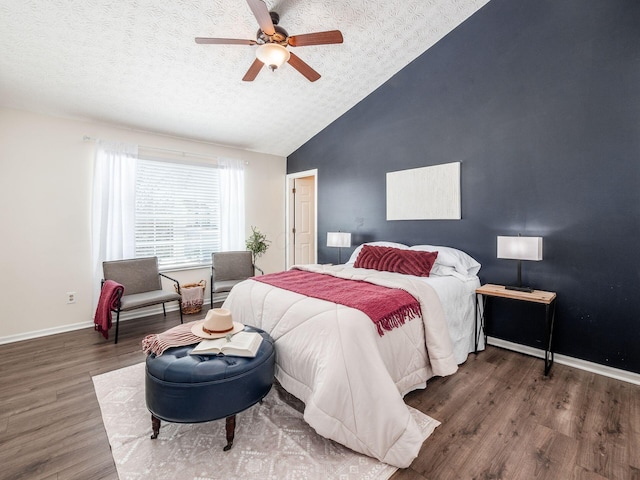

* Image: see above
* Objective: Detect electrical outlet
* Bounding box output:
[66,292,76,304]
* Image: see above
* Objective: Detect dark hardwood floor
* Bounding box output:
[1,311,638,480]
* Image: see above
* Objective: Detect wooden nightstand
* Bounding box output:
[475,283,557,376]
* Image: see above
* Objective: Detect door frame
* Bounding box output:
[285,169,318,269]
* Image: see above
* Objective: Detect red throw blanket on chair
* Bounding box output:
[254,269,421,336]
[95,280,124,340]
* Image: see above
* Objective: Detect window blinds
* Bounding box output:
[135,158,221,270]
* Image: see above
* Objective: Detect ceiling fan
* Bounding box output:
[195,0,343,82]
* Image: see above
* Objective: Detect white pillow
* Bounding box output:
[409,245,481,277]
[346,241,409,264]
[429,264,469,281]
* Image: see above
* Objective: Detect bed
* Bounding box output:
[222,242,483,468]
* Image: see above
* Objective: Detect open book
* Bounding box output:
[190,331,263,357]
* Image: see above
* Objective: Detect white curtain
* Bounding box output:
[91,140,138,309]
[218,157,245,251]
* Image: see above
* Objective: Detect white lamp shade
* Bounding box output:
[255,43,290,69]
[497,236,543,261]
[327,232,351,248]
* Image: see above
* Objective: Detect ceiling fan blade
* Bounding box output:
[288,30,343,47]
[195,37,256,45]
[246,0,275,36]
[242,58,264,82]
[287,52,321,82]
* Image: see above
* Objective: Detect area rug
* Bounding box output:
[92,363,439,480]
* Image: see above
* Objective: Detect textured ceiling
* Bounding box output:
[0,0,489,157]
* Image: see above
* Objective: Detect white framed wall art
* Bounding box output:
[386,162,461,220]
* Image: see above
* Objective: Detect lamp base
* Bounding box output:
[505,285,534,293]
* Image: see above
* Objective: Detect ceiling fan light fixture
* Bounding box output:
[256,43,290,71]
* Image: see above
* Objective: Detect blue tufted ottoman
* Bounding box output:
[145,326,275,451]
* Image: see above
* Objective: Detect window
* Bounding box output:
[134,158,220,270]
[92,139,244,301]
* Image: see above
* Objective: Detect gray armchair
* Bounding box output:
[210,251,263,307]
[102,256,183,343]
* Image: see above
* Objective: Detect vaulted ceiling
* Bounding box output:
[0,0,488,156]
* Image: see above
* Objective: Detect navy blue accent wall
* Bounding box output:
[287,0,640,373]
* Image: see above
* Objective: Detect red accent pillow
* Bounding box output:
[354,245,438,277]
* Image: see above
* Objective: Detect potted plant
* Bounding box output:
[246,226,270,264]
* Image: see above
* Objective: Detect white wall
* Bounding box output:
[0,107,286,341]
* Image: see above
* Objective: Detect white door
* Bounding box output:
[293,176,315,265]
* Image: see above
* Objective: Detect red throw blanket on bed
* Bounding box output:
[254,269,421,336]
[94,279,124,340]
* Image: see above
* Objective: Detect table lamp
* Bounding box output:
[497,235,543,292]
[327,232,351,264]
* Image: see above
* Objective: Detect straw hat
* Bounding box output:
[191,308,244,339]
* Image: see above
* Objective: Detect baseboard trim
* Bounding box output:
[0,301,211,346]
[487,336,640,386]
[2,319,638,386]
[0,320,95,345]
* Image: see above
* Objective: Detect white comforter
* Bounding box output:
[223,264,459,468]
